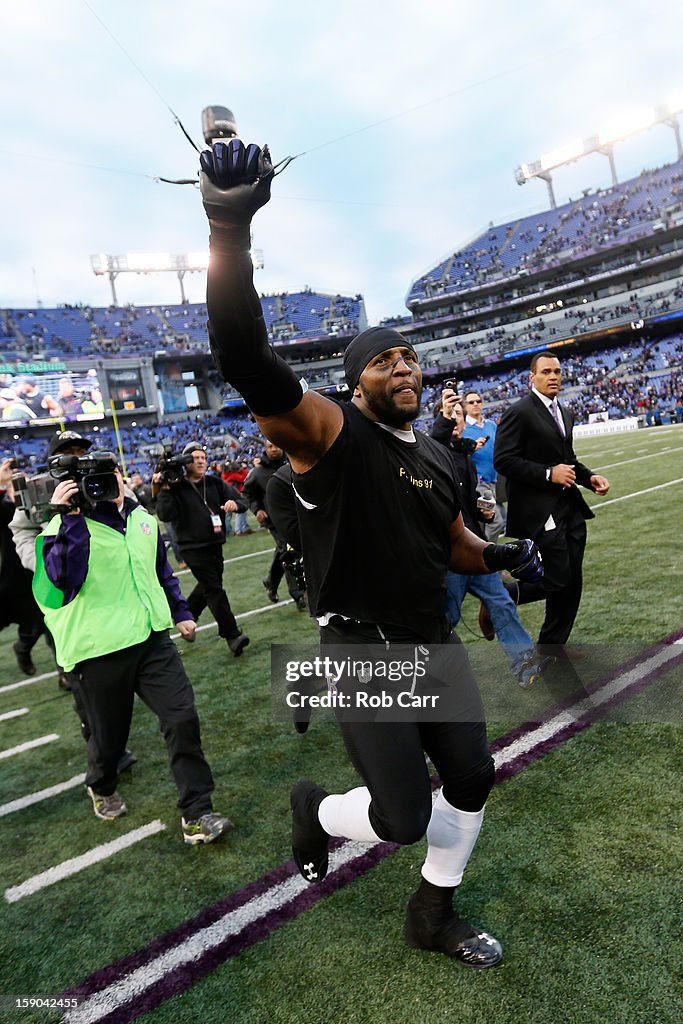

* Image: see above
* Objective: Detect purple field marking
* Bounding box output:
[61,630,682,1023]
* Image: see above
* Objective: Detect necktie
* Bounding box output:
[550,399,565,437]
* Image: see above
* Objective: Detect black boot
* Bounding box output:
[291,780,330,883]
[13,641,36,676]
[404,878,503,968]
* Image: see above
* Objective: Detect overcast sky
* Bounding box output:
[3,0,683,323]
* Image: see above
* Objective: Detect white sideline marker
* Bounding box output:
[0,773,86,818]
[175,546,273,575]
[0,734,59,760]
[0,672,60,695]
[0,707,29,723]
[4,820,167,904]
[594,444,683,470]
[171,598,292,639]
[0,597,291,691]
[590,477,683,510]
[62,636,683,1024]
[493,638,683,769]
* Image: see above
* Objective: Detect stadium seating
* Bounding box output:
[407,157,683,304]
[1,291,364,361]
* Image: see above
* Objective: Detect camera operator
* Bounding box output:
[155,442,250,656]
[243,439,306,609]
[32,457,233,844]
[10,432,137,772]
[0,456,46,677]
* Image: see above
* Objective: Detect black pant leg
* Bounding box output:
[183,546,239,639]
[538,518,587,645]
[323,626,493,844]
[420,636,494,813]
[185,578,208,622]
[74,646,138,795]
[267,533,284,592]
[134,631,214,820]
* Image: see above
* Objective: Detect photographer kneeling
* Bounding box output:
[32,458,233,845]
[154,442,249,656]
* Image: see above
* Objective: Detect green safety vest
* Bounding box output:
[33,506,173,671]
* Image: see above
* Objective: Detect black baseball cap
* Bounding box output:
[47,431,92,458]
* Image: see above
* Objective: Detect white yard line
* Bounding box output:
[4,821,167,904]
[589,477,683,509]
[0,734,59,760]
[0,707,29,723]
[493,638,683,767]
[0,672,61,695]
[594,445,683,470]
[0,773,86,818]
[63,840,369,1024]
[0,600,292,693]
[175,547,273,576]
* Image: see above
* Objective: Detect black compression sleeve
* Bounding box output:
[206,226,304,417]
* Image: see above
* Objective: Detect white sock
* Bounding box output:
[421,788,485,888]
[318,787,382,842]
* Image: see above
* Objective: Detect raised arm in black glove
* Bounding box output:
[199,140,303,418]
[199,140,274,244]
[482,538,543,583]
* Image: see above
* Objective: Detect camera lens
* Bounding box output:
[83,478,106,500]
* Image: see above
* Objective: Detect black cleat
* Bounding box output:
[227,633,250,657]
[13,642,36,676]
[405,887,503,969]
[262,578,279,603]
[291,780,330,883]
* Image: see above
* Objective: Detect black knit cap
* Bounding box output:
[343,327,416,391]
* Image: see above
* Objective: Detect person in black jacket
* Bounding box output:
[155,442,250,656]
[242,440,306,608]
[431,392,542,688]
[494,352,610,647]
[0,457,45,676]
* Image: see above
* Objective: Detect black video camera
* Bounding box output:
[13,472,58,526]
[48,451,119,506]
[155,444,194,485]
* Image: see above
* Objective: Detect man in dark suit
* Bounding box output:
[494,351,610,646]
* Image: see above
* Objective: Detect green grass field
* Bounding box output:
[1,423,681,1024]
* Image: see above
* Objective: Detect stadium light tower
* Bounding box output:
[515,100,683,208]
[90,249,264,305]
[90,252,210,305]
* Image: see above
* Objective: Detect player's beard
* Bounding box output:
[360,383,422,428]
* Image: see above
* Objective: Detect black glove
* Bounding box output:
[199,140,274,233]
[483,539,543,583]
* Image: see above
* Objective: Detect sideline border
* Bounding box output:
[60,629,683,1024]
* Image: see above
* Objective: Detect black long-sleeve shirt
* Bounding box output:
[156,475,246,551]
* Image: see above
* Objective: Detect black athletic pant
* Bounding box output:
[181,544,240,639]
[320,620,494,846]
[72,630,214,819]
